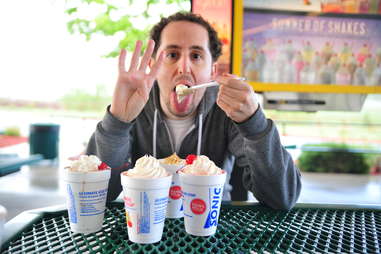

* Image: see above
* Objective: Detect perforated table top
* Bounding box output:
[1,202,380,253]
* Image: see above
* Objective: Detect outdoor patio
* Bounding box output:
[0,109,380,222]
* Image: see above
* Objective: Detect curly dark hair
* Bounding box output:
[150,12,222,62]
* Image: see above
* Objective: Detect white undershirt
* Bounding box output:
[165,116,195,153]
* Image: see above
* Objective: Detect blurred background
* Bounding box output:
[0,0,380,222]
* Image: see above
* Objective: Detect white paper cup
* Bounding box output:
[121,173,172,244]
[63,169,111,234]
[0,205,6,245]
[159,160,185,219]
[179,171,226,236]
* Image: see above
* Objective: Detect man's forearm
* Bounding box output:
[231,108,301,210]
[241,121,301,210]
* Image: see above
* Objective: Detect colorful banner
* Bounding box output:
[192,0,232,74]
[244,0,381,14]
[242,11,381,86]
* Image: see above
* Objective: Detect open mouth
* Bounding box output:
[171,83,193,112]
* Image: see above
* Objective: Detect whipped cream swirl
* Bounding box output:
[69,155,101,172]
[182,155,223,175]
[127,155,169,178]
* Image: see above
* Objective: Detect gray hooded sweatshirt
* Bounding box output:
[86,83,301,210]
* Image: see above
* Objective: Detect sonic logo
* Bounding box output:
[204,187,222,229]
[191,198,206,215]
[169,185,182,200]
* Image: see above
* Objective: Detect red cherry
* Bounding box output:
[185,154,197,165]
[98,162,109,170]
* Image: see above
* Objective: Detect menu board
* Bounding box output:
[244,0,381,14]
[242,10,381,87]
[192,0,232,74]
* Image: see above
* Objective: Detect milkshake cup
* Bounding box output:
[0,205,6,245]
[159,153,185,219]
[179,155,226,236]
[121,155,171,244]
[63,155,111,234]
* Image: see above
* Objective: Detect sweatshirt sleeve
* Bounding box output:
[86,106,134,201]
[229,107,302,210]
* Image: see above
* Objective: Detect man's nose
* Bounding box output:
[178,55,191,74]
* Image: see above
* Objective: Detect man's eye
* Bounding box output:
[191,53,202,60]
[166,52,178,59]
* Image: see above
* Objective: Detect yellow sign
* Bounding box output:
[232,0,381,94]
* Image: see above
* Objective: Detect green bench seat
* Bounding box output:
[0,154,43,176]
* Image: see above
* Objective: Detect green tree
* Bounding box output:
[65,0,189,57]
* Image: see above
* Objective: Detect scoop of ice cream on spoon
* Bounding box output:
[175,78,245,101]
[175,84,190,96]
[175,81,218,102]
[175,84,191,102]
[176,81,221,97]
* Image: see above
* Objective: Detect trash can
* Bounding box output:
[29,124,60,160]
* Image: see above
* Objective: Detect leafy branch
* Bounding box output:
[65,0,189,57]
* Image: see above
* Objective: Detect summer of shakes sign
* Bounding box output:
[242,12,381,86]
[192,0,232,74]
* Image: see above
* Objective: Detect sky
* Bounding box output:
[0,0,189,102]
[0,0,115,101]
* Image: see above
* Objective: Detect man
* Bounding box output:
[86,12,301,210]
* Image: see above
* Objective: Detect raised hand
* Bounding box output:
[215,74,259,123]
[110,40,163,122]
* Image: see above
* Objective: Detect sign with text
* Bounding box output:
[242,10,381,87]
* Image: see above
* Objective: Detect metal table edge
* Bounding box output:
[1,201,381,251]
[227,201,381,210]
[1,204,66,250]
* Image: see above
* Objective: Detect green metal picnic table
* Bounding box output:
[1,201,380,253]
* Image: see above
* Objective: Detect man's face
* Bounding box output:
[153,21,216,119]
